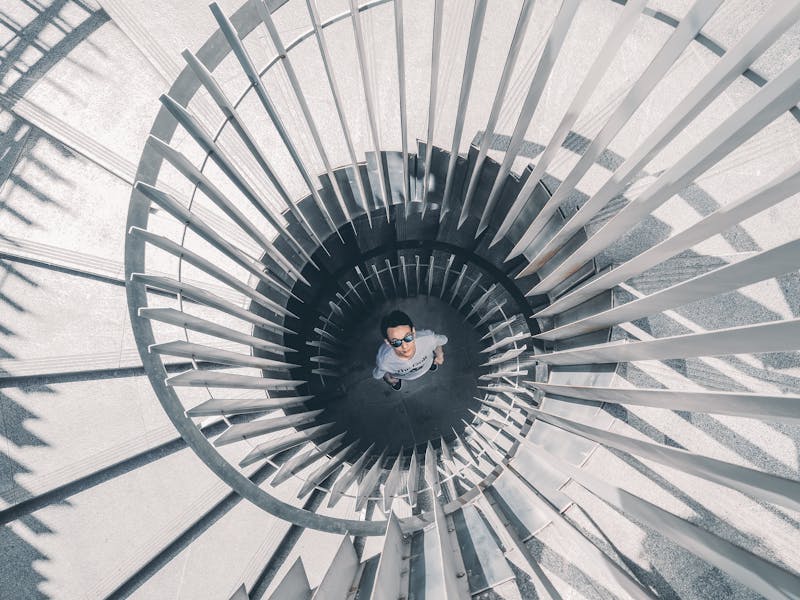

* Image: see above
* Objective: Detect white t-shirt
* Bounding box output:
[372,329,448,380]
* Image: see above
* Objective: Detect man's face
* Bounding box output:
[385,325,416,359]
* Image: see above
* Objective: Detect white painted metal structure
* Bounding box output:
[124,2,800,596]
[2,0,800,598]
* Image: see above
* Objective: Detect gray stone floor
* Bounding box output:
[322,296,484,453]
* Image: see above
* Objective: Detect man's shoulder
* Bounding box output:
[416,329,447,348]
[414,329,439,349]
[375,341,392,362]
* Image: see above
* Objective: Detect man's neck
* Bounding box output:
[395,347,416,361]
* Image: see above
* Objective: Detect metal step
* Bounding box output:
[452,504,515,595]
[266,557,311,600]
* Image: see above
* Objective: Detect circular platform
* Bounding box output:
[306,296,484,455]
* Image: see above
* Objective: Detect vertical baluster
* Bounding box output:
[383,450,404,512]
[420,0,445,215]
[415,255,421,295]
[328,301,345,320]
[335,291,353,312]
[460,0,535,225]
[457,273,483,311]
[210,3,343,241]
[355,265,374,304]
[426,255,435,297]
[385,259,399,297]
[400,255,409,297]
[481,315,519,340]
[394,0,410,206]
[475,299,506,328]
[348,0,392,220]
[314,326,340,345]
[425,441,441,497]
[372,263,388,300]
[318,314,341,332]
[346,280,365,306]
[440,0,487,219]
[475,0,582,235]
[439,254,455,299]
[407,446,419,507]
[256,3,356,233]
[305,0,373,227]
[449,264,467,306]
[181,50,325,249]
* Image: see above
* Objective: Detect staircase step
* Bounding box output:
[415,140,451,211]
[294,193,338,252]
[489,469,554,539]
[316,173,350,233]
[310,536,359,599]
[372,150,414,207]
[507,444,571,513]
[397,201,442,242]
[436,206,481,251]
[479,163,530,243]
[368,513,411,600]
[229,583,249,599]
[452,504,516,594]
[354,554,381,599]
[267,557,311,600]
[458,144,500,225]
[333,166,368,222]
[364,151,391,215]
[359,215,398,255]
[504,179,554,251]
[407,505,467,599]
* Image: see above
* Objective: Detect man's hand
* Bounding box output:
[383,374,399,385]
[433,349,444,365]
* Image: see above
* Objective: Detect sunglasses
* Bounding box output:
[388,333,415,347]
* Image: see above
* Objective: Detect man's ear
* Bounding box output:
[384,338,391,346]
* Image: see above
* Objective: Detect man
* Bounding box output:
[372,310,448,390]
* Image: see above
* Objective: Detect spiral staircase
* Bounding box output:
[2,0,800,598]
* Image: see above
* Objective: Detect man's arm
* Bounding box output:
[374,364,399,383]
[373,346,393,380]
[433,344,445,365]
[433,333,447,365]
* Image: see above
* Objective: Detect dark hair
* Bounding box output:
[380,310,413,339]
